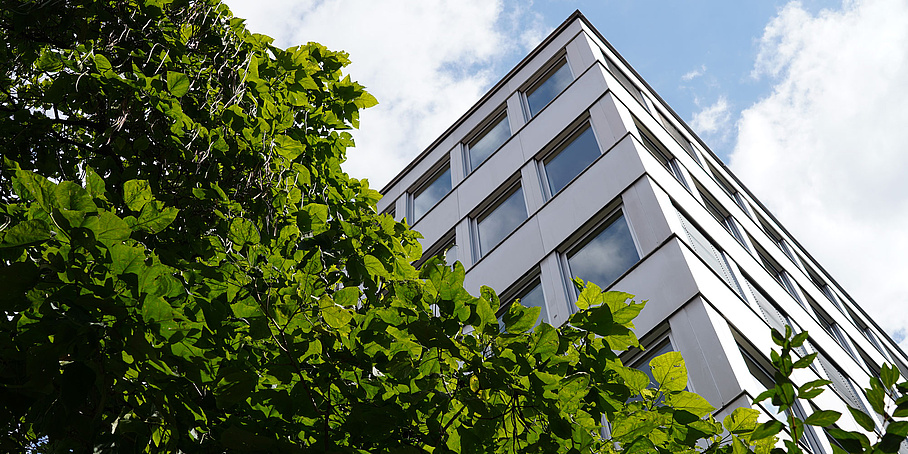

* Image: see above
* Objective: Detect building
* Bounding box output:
[377,11,907,452]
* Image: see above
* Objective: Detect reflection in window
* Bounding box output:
[526,59,572,118]
[543,125,601,197]
[476,186,527,257]
[466,113,510,172]
[566,212,639,291]
[638,124,689,189]
[412,166,451,222]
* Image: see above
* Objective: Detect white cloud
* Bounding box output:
[221,0,545,189]
[730,0,908,349]
[681,64,707,81]
[690,96,731,139]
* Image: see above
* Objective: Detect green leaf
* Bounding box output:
[882,363,901,389]
[54,181,96,212]
[321,303,353,329]
[723,407,760,434]
[616,366,650,394]
[530,323,559,360]
[85,167,106,199]
[94,54,113,74]
[299,203,328,234]
[665,390,715,416]
[167,71,190,97]
[750,420,783,441]
[0,219,51,247]
[364,254,390,279]
[866,384,886,416]
[501,302,539,334]
[94,211,132,246]
[650,351,687,392]
[228,217,260,247]
[135,201,179,234]
[123,179,153,211]
[803,410,840,426]
[886,420,908,437]
[847,405,876,432]
[142,295,174,322]
[335,287,360,307]
[792,352,817,370]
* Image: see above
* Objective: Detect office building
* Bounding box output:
[377,11,907,452]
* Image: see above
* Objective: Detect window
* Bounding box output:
[474,184,528,257]
[706,161,750,216]
[464,111,510,173]
[812,299,858,361]
[698,185,748,249]
[540,123,601,197]
[754,243,803,306]
[411,165,451,223]
[677,210,745,297]
[498,277,547,329]
[756,212,800,266]
[524,58,573,118]
[637,122,689,189]
[564,210,639,294]
[603,56,646,107]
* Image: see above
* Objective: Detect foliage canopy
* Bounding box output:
[2,0,908,453]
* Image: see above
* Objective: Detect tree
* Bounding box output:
[2,0,908,453]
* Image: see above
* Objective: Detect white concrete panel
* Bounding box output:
[621,178,674,257]
[449,145,466,186]
[565,32,599,77]
[588,88,632,150]
[540,252,572,326]
[410,191,460,248]
[455,218,473,265]
[506,92,526,132]
[520,161,545,214]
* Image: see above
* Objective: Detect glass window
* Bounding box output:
[543,125,600,197]
[466,112,510,172]
[412,166,451,222]
[700,188,748,249]
[525,59,572,118]
[638,124,689,189]
[476,186,527,257]
[567,212,639,291]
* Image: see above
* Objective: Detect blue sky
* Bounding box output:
[224,0,908,349]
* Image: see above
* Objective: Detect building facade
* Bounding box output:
[377,11,907,452]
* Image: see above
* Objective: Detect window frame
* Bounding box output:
[635,120,690,190]
[559,206,641,304]
[521,55,573,120]
[537,118,602,200]
[462,108,511,174]
[409,161,452,224]
[470,180,528,261]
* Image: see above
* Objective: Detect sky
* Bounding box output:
[222,0,908,350]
